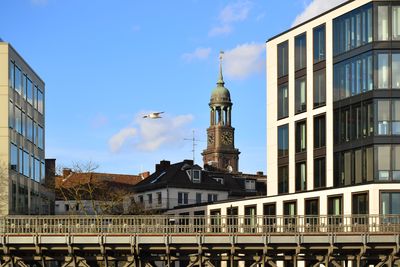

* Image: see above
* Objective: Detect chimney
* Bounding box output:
[63,168,72,177]
[256,171,264,176]
[44,158,56,190]
[155,160,170,172]
[183,159,194,165]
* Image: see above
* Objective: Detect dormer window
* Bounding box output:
[213,177,224,184]
[245,179,256,191]
[187,169,201,183]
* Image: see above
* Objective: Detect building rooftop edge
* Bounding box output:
[266,0,356,43]
[3,42,46,85]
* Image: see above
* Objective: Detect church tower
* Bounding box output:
[202,52,240,173]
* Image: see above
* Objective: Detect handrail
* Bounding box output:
[1,214,399,234]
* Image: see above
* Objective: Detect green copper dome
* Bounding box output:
[210,59,231,103]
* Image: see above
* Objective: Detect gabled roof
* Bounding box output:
[133,160,229,193]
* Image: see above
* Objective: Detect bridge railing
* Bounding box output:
[0,215,399,234]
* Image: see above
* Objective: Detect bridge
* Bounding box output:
[0,215,399,267]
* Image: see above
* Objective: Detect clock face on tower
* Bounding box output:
[221,131,233,145]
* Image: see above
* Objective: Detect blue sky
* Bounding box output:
[1,0,340,175]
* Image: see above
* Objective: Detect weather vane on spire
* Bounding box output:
[218,51,225,84]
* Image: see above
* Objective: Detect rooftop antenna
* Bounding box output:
[184,130,202,165]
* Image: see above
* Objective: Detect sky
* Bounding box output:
[0,0,345,175]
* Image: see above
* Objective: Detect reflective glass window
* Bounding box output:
[37,89,44,114]
[328,196,342,216]
[314,157,326,189]
[295,162,307,192]
[23,150,30,177]
[27,117,33,142]
[38,125,44,149]
[381,192,400,215]
[26,78,33,105]
[35,158,40,182]
[354,149,363,184]
[377,100,390,135]
[278,41,288,77]
[295,33,306,70]
[41,160,45,180]
[393,145,400,180]
[313,69,326,107]
[376,145,391,181]
[314,25,325,63]
[393,54,400,88]
[19,148,23,174]
[344,151,352,186]
[9,61,14,89]
[278,124,289,157]
[378,53,389,89]
[278,166,289,194]
[393,6,400,40]
[365,147,374,182]
[15,66,22,95]
[9,101,14,129]
[278,84,288,119]
[314,115,326,148]
[393,100,400,135]
[10,143,18,171]
[352,193,368,214]
[378,6,389,41]
[295,120,306,153]
[295,77,306,114]
[15,107,22,134]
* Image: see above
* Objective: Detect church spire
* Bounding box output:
[217,51,225,86]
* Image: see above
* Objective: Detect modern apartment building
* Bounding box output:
[167,0,400,220]
[0,41,50,215]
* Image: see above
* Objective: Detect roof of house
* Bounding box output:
[133,160,267,197]
[134,160,229,193]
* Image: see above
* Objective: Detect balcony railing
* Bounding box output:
[1,214,400,235]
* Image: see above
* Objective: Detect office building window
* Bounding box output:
[9,102,14,129]
[313,24,325,63]
[147,194,152,204]
[381,192,400,215]
[353,193,368,214]
[295,120,306,153]
[26,77,33,105]
[393,100,400,135]
[333,52,373,101]
[10,143,18,171]
[284,202,297,216]
[37,89,44,114]
[393,54,400,88]
[393,6,400,40]
[305,199,319,217]
[19,148,23,174]
[27,117,33,142]
[178,192,188,205]
[314,115,325,148]
[15,107,21,134]
[313,69,326,107]
[15,66,22,95]
[34,158,40,182]
[9,61,14,89]
[23,150,30,177]
[295,77,306,114]
[295,33,306,70]
[278,165,289,194]
[278,41,288,77]
[295,162,307,192]
[340,109,351,142]
[333,4,372,55]
[314,157,326,189]
[378,53,389,89]
[354,149,363,184]
[278,84,288,119]
[196,193,202,204]
[328,196,343,216]
[376,145,391,181]
[377,100,390,135]
[378,5,389,41]
[278,124,289,157]
[38,125,44,149]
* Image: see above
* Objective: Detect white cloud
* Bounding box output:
[223,43,265,79]
[219,0,252,24]
[108,113,194,153]
[292,0,348,26]
[109,128,137,153]
[135,114,194,152]
[182,47,212,62]
[209,0,252,37]
[208,25,233,37]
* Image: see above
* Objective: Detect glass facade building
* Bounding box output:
[0,41,50,215]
